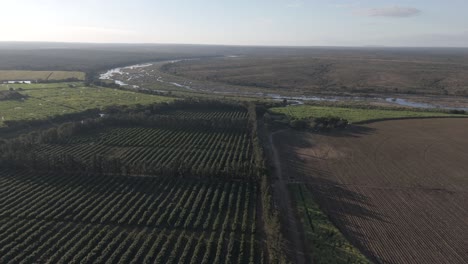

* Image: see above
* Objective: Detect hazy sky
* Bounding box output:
[1,0,467,47]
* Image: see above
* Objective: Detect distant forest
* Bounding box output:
[2,42,467,72]
[2,42,468,96]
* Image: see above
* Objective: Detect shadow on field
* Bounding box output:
[303,181,385,264]
[315,125,377,138]
[275,129,385,263]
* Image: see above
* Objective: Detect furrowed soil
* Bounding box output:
[273,118,468,263]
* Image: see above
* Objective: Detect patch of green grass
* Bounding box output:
[0,70,85,81]
[271,105,463,123]
[0,82,174,126]
[289,183,369,264]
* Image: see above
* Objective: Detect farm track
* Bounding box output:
[273,118,468,264]
[261,122,307,263]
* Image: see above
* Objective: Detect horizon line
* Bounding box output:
[0,40,467,49]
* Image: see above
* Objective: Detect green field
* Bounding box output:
[270,105,463,123]
[289,184,369,264]
[0,82,173,126]
[0,70,85,81]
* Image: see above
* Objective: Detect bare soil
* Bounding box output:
[273,118,468,263]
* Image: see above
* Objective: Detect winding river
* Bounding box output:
[100,61,468,111]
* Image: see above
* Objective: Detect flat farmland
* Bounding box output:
[274,118,468,263]
[0,71,85,81]
[0,82,173,126]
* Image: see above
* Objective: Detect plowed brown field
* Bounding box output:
[274,118,468,263]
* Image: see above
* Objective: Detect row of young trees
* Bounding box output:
[0,152,259,181]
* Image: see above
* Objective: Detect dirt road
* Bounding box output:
[267,128,307,264]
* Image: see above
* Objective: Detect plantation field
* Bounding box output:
[0,82,173,126]
[0,170,262,263]
[34,110,254,178]
[0,70,85,81]
[270,105,463,123]
[0,102,286,263]
[274,118,468,263]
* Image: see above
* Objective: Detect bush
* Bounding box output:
[0,91,26,101]
[314,116,348,131]
[448,109,466,115]
[289,119,309,129]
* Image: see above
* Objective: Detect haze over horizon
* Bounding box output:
[1,0,467,47]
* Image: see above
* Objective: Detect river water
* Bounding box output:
[3,81,32,84]
[100,62,468,111]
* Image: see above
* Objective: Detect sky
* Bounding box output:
[1,0,467,47]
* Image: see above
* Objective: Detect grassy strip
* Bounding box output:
[289,183,369,264]
[271,105,464,123]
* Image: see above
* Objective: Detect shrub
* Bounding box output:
[289,119,309,129]
[314,116,348,131]
[448,109,466,115]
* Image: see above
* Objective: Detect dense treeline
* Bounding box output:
[0,152,258,181]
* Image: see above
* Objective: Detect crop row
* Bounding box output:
[0,218,262,264]
[35,127,254,174]
[0,169,262,263]
[0,170,257,231]
[161,110,248,120]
